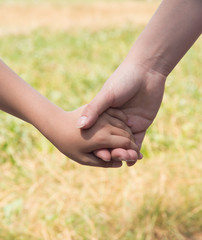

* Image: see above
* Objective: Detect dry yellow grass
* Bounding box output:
[0,147,201,239]
[0,2,158,35]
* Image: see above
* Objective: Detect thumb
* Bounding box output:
[77,89,114,129]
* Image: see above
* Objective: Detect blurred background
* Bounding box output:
[0,0,201,239]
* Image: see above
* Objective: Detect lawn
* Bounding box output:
[0,1,201,240]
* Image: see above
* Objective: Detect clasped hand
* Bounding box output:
[42,106,140,168]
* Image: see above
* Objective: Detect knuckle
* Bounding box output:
[117,110,125,117]
[123,139,131,149]
[125,131,131,139]
[96,134,106,144]
[116,121,125,129]
[106,108,127,122]
[116,109,127,121]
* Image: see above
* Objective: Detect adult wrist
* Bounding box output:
[123,55,168,85]
[125,44,171,79]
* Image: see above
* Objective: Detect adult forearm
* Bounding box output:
[126,0,202,77]
[0,60,61,134]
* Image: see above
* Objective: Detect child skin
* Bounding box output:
[0,60,139,167]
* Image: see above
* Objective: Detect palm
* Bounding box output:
[120,74,165,149]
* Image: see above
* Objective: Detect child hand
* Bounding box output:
[39,106,139,168]
[93,108,140,164]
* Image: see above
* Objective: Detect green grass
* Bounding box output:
[0,21,201,240]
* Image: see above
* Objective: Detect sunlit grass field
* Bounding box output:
[0,1,202,239]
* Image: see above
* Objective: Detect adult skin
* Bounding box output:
[78,0,202,165]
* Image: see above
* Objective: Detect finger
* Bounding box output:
[100,135,139,154]
[93,149,111,162]
[106,115,134,139]
[111,127,132,141]
[111,148,130,161]
[81,153,122,168]
[133,131,145,150]
[133,131,145,159]
[107,117,141,158]
[111,148,138,161]
[77,90,114,129]
[94,148,139,162]
[106,108,128,124]
[112,132,140,155]
[127,149,139,161]
[126,115,151,134]
[127,161,136,167]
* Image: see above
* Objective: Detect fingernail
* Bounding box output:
[77,116,87,128]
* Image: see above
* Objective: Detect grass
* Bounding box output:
[0,0,100,4]
[0,2,202,239]
[0,0,156,5]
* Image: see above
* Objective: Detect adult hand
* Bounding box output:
[77,62,166,163]
[77,0,201,165]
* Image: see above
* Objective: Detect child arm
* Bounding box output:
[0,60,138,167]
